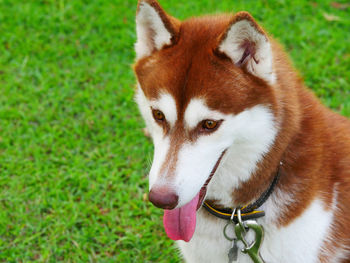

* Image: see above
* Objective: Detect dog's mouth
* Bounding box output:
[197,150,226,210]
[163,150,226,242]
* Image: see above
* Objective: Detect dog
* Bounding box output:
[133,1,350,262]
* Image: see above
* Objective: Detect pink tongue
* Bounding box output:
[163,192,199,242]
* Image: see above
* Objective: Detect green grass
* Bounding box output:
[0,0,349,262]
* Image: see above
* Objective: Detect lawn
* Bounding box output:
[0,0,349,262]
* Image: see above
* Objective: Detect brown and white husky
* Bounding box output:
[133,1,350,262]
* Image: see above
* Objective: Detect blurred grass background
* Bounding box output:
[0,0,349,262]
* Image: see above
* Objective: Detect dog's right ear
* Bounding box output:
[135,0,180,60]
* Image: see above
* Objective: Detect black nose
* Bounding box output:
[149,186,179,210]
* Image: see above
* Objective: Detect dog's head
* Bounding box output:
[133,0,279,241]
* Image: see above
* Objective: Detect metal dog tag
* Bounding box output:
[227,238,238,263]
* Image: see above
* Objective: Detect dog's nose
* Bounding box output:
[149,186,179,209]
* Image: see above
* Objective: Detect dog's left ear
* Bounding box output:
[135,0,180,60]
[217,12,275,85]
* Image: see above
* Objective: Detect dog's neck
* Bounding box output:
[205,140,284,209]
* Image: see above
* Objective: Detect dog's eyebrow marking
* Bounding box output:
[184,98,225,129]
[150,93,177,127]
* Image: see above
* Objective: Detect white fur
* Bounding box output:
[261,186,295,223]
[148,136,170,190]
[150,93,177,127]
[135,87,176,189]
[174,139,227,207]
[148,93,177,190]
[179,197,334,263]
[205,104,278,207]
[218,20,276,85]
[184,99,224,129]
[135,1,172,59]
[176,98,278,207]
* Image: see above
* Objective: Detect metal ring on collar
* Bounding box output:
[236,208,247,234]
[223,221,236,241]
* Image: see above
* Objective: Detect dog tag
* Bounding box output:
[227,238,238,263]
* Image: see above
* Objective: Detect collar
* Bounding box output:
[202,162,282,222]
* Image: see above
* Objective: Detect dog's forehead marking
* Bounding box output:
[150,93,177,127]
[184,98,226,129]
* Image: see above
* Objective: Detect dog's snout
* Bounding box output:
[149,186,178,210]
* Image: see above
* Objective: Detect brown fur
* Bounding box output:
[134,1,350,261]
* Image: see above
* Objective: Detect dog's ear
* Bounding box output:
[135,0,180,60]
[217,12,275,85]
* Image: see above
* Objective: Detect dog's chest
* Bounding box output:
[177,198,333,263]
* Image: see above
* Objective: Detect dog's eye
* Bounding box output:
[152,109,165,122]
[202,120,218,130]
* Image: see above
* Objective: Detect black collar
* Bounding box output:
[202,162,282,222]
